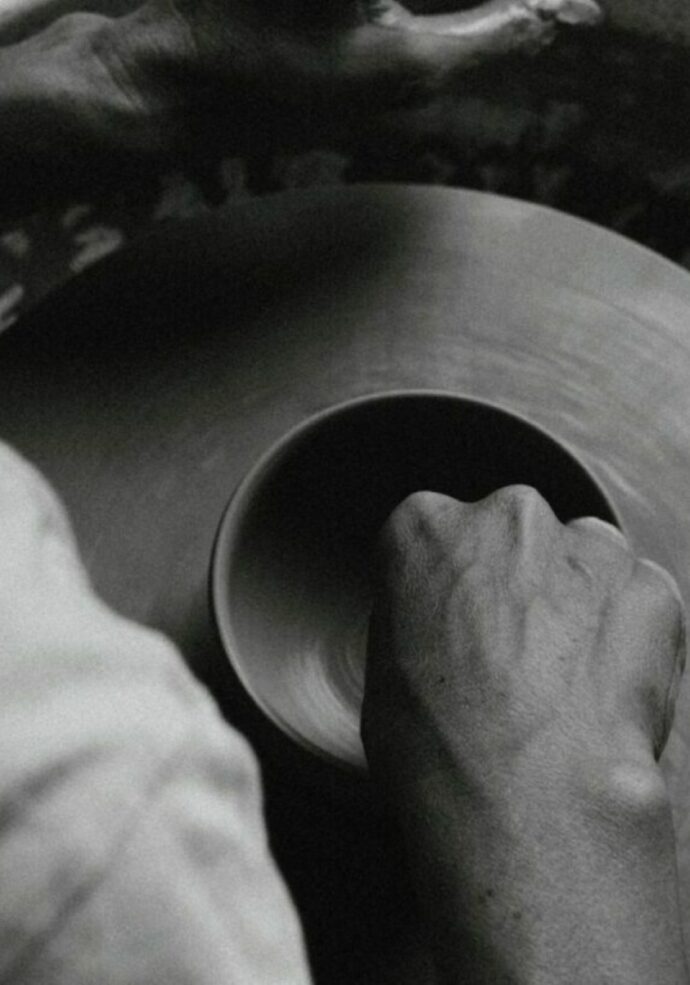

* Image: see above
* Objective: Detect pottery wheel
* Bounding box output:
[2,184,690,980]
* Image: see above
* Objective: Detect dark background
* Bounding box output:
[1,23,689,325]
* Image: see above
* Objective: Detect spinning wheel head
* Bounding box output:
[211,390,619,770]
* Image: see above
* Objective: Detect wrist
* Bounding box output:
[387,748,686,985]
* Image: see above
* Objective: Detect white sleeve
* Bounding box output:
[0,603,312,985]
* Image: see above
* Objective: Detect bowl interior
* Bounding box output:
[212,393,618,770]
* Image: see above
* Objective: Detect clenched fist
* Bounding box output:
[363,486,688,985]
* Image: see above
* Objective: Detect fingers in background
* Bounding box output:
[0,0,135,45]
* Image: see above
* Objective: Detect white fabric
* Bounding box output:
[0,604,312,984]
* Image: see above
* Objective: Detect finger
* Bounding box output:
[637,557,686,610]
[612,557,686,759]
[567,515,630,549]
[0,0,121,44]
[367,491,469,739]
[371,491,469,677]
[632,558,686,655]
[377,490,464,574]
[634,559,687,699]
[559,519,637,615]
[564,513,635,576]
[660,622,686,756]
[477,483,561,544]
[479,483,558,520]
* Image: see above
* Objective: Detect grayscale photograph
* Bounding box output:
[0,2,688,983]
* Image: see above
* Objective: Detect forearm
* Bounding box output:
[390,757,689,985]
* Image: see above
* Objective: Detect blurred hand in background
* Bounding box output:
[0,0,601,202]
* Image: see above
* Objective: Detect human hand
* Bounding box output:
[0,0,601,192]
[362,486,688,985]
[363,485,685,787]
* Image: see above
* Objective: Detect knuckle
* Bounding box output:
[378,494,418,548]
[567,518,632,566]
[481,484,552,522]
[377,490,458,558]
[569,516,629,547]
[632,558,686,628]
[397,489,454,517]
[634,558,683,603]
[487,483,545,507]
[384,489,454,531]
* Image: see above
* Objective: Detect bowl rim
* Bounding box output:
[210,387,624,769]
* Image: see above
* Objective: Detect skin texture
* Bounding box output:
[362,486,689,985]
[0,0,601,207]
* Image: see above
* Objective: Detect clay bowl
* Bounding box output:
[211,391,619,771]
